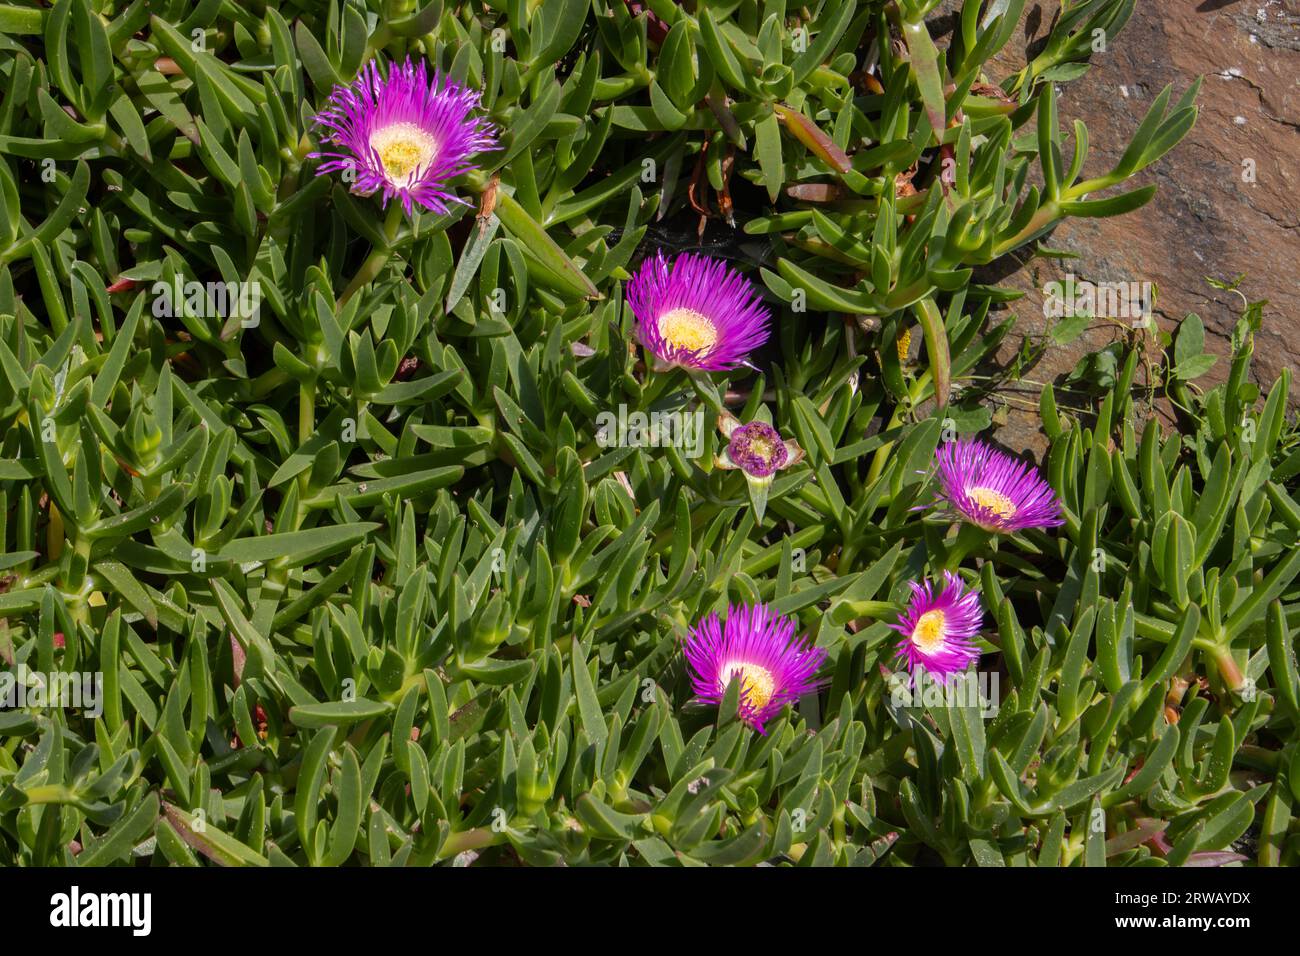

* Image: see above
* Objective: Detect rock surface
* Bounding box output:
[938,0,1299,456]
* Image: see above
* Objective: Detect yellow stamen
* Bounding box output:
[658,307,718,355]
[749,434,777,462]
[968,486,1016,519]
[720,662,775,711]
[896,327,912,362]
[912,610,947,652]
[369,122,438,187]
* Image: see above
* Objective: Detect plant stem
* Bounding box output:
[249,366,290,400]
[337,202,404,308]
[298,380,316,447]
[944,524,994,571]
[436,827,502,861]
[1211,646,1247,693]
[866,405,906,486]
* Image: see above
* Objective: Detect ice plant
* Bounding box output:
[683,603,826,733]
[932,437,1064,533]
[715,411,804,522]
[627,251,771,372]
[891,572,983,685]
[310,57,497,216]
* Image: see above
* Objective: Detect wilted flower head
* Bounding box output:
[310,57,497,217]
[627,251,771,372]
[891,572,982,684]
[714,412,804,522]
[716,414,803,479]
[683,603,825,733]
[724,421,789,477]
[933,437,1064,533]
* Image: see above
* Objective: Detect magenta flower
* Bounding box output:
[310,58,497,217]
[627,251,771,372]
[933,437,1064,533]
[682,603,825,733]
[891,572,983,685]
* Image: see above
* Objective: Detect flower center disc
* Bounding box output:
[720,662,775,710]
[912,609,947,652]
[728,422,789,478]
[370,123,438,187]
[968,486,1017,519]
[658,308,718,355]
[748,434,777,463]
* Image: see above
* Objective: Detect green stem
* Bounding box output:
[866,405,905,485]
[436,827,503,861]
[63,535,92,599]
[944,524,994,571]
[1210,645,1247,693]
[337,202,404,308]
[249,366,290,400]
[292,378,317,514]
[298,380,316,447]
[1236,745,1280,773]
[991,200,1061,258]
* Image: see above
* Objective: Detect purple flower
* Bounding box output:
[310,58,497,217]
[627,251,771,372]
[933,437,1064,533]
[714,412,805,523]
[726,422,789,477]
[890,572,982,685]
[715,414,804,479]
[683,603,826,733]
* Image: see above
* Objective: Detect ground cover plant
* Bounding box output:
[0,0,1296,868]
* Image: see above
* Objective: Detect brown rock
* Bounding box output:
[934,1,1299,456]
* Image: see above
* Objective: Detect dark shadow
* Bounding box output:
[926,9,961,42]
[1196,0,1241,11]
[1024,4,1054,61]
[1025,4,1042,38]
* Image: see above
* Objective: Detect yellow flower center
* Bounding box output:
[968,486,1017,519]
[912,610,947,653]
[720,662,776,711]
[370,122,438,187]
[749,434,777,462]
[658,308,718,355]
